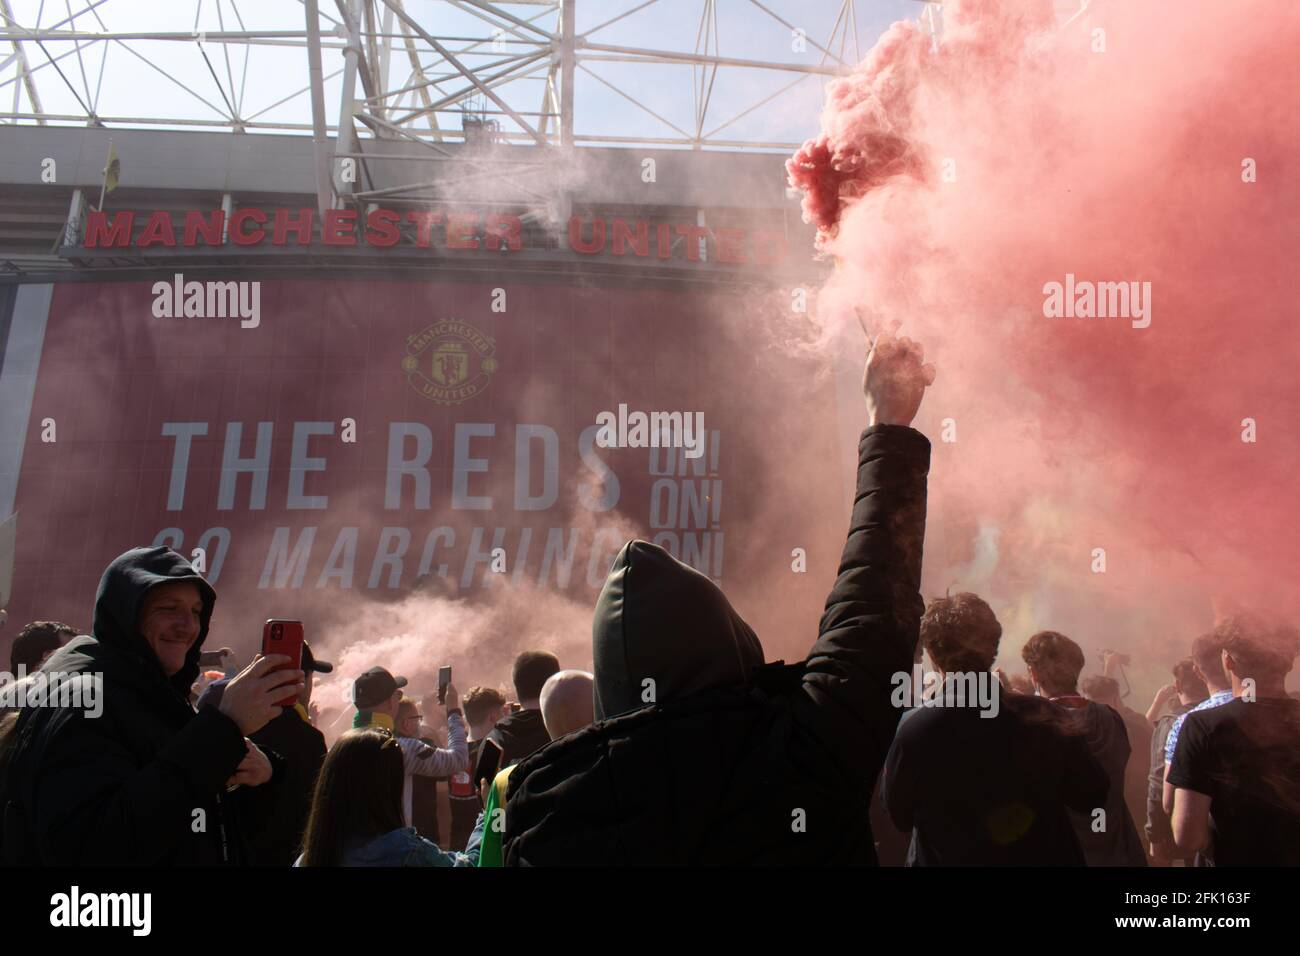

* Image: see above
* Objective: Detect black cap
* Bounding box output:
[196,677,230,712]
[353,666,406,710]
[302,642,333,675]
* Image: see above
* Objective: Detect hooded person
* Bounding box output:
[0,546,302,865]
[501,335,936,865]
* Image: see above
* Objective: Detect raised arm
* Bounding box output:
[794,334,934,784]
[402,685,468,778]
[1145,684,1176,724]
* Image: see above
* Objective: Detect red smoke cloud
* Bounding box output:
[787,0,1300,679]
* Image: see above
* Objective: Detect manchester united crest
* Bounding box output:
[401,320,498,404]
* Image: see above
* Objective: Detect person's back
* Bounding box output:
[1168,697,1300,865]
[882,595,1107,866]
[884,691,1104,865]
[504,340,935,865]
[297,729,474,867]
[339,826,467,867]
[1054,697,1147,865]
[1081,675,1154,857]
[487,651,560,769]
[488,708,549,768]
[1117,703,1153,852]
[1148,701,1191,858]
[1022,631,1146,866]
[247,706,326,865]
[505,678,868,864]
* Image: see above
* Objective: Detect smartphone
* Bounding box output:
[261,619,304,709]
[474,737,503,789]
[437,665,452,704]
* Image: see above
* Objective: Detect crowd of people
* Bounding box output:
[0,335,1296,866]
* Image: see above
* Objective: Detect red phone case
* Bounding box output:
[261,619,304,709]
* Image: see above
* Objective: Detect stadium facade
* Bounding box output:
[0,123,859,652]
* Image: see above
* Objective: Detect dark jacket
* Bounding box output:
[1117,704,1153,852]
[1146,701,1190,847]
[487,709,550,770]
[0,547,277,865]
[195,678,323,866]
[246,707,325,865]
[503,424,930,865]
[882,689,1109,866]
[1054,698,1147,866]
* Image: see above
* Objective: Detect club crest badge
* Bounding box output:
[401,320,497,404]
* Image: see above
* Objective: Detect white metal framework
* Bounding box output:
[0,2,883,142]
[2,0,908,221]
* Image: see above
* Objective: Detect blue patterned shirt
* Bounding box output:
[1164,689,1234,763]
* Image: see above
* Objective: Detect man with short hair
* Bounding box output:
[464,686,508,741]
[1022,630,1146,866]
[448,685,507,851]
[478,670,595,867]
[486,651,559,769]
[1161,632,1235,818]
[2,621,82,718]
[353,666,467,832]
[883,594,1107,865]
[8,621,77,675]
[0,546,300,865]
[396,695,445,844]
[1144,657,1207,863]
[1170,615,1300,865]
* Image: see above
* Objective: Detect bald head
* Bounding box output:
[539,669,595,740]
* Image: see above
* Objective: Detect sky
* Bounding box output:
[2,0,924,149]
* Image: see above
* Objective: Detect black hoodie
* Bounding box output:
[591,540,764,722]
[503,424,930,865]
[487,708,551,770]
[0,547,272,865]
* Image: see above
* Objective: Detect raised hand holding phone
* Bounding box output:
[218,654,304,736]
[261,620,305,708]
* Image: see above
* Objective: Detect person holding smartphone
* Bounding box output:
[0,546,302,865]
[352,666,467,833]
